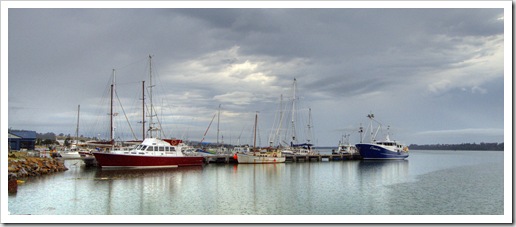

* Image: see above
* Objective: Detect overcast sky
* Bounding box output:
[4,2,508,146]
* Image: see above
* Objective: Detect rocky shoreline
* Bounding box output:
[8,152,68,193]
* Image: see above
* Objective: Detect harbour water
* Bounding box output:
[6,149,506,223]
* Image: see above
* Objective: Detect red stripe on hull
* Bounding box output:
[93,152,204,168]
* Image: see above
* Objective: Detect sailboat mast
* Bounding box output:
[307,107,312,144]
[217,104,221,144]
[253,112,258,149]
[291,78,297,143]
[142,80,145,140]
[75,104,80,147]
[147,55,158,138]
[110,69,115,146]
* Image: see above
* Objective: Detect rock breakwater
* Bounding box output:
[8,152,68,178]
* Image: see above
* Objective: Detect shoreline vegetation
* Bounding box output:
[407,142,504,151]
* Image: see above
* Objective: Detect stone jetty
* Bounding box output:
[8,152,68,193]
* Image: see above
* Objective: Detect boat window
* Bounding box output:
[170,147,176,151]
[140,145,147,151]
[165,147,170,152]
[138,152,145,155]
[148,146,155,151]
[159,146,165,151]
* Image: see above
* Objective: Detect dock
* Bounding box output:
[203,153,362,164]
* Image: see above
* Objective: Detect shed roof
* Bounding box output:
[9,130,37,139]
[8,133,22,139]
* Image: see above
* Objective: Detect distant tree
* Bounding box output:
[64,138,71,147]
[42,139,54,145]
[409,142,504,151]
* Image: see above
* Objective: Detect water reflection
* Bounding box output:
[91,166,204,215]
[355,160,410,214]
[358,160,409,185]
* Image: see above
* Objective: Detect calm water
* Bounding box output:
[6,150,505,222]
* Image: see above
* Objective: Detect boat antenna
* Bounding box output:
[358,124,364,143]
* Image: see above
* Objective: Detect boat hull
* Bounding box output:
[355,143,409,160]
[92,152,205,168]
[236,153,286,164]
[59,152,82,159]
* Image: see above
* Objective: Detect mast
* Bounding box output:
[147,55,158,138]
[290,78,297,144]
[217,104,221,144]
[141,80,145,140]
[307,107,312,144]
[253,112,258,150]
[75,104,80,148]
[359,124,364,143]
[110,69,115,147]
[200,114,216,144]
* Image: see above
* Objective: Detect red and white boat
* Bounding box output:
[93,55,204,168]
[93,138,204,168]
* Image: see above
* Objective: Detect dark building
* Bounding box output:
[8,130,37,151]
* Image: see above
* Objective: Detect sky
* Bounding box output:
[3,1,510,147]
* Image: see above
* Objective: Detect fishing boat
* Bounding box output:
[355,113,409,160]
[236,112,286,164]
[333,134,358,155]
[93,55,205,168]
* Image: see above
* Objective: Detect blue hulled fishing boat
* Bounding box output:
[355,113,409,160]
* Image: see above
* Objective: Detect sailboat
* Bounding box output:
[236,112,285,164]
[354,113,409,160]
[281,78,317,156]
[93,55,205,168]
[59,105,82,159]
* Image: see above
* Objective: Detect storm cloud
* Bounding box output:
[5,3,507,146]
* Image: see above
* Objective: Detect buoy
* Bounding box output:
[233,154,238,160]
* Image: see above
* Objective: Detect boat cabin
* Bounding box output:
[114,138,183,156]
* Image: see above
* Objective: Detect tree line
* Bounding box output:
[408,142,504,151]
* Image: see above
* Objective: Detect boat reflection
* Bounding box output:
[91,166,204,215]
[358,160,409,185]
[93,166,204,180]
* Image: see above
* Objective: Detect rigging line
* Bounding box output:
[115,91,138,140]
[200,114,217,144]
[117,56,149,70]
[152,103,167,139]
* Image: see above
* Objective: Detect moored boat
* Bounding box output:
[236,112,285,164]
[93,55,205,168]
[58,149,82,159]
[236,148,285,164]
[334,134,358,155]
[355,113,409,160]
[93,138,204,168]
